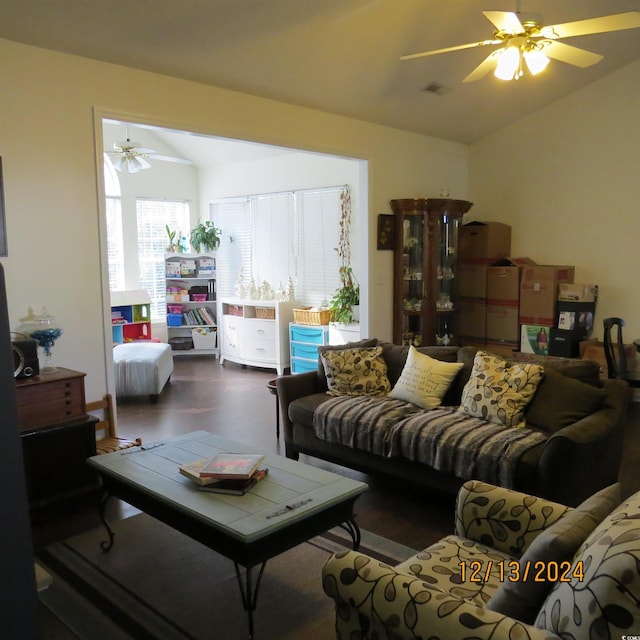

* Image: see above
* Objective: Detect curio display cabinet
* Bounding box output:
[391,198,473,347]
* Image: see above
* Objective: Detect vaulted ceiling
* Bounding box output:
[2,0,639,144]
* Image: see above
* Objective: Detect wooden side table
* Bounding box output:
[16,368,99,509]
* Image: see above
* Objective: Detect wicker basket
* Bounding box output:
[255,306,276,319]
[293,307,332,326]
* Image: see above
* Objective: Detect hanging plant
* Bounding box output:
[329,185,359,323]
[190,220,221,253]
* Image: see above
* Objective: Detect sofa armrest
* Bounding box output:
[454,481,571,557]
[276,371,322,440]
[535,379,628,506]
[322,550,560,640]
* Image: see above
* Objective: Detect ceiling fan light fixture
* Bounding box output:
[523,47,550,75]
[494,45,521,80]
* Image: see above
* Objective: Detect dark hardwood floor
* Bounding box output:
[31,354,640,554]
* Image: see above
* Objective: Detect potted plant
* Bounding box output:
[330,266,359,324]
[190,220,221,254]
[166,225,182,253]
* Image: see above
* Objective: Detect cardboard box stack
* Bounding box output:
[518,265,576,356]
[486,257,536,356]
[458,222,511,349]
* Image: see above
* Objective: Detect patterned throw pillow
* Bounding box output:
[458,350,544,428]
[321,347,391,397]
[488,483,621,624]
[389,345,464,409]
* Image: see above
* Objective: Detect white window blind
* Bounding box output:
[210,187,342,306]
[136,199,190,320]
[297,188,341,307]
[105,197,125,291]
[103,157,125,291]
[210,198,252,298]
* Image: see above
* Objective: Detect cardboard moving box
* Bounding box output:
[520,324,551,356]
[487,258,536,305]
[519,265,575,326]
[459,222,511,262]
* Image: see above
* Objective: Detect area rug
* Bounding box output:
[37,514,417,640]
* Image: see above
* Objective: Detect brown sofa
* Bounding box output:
[276,342,629,507]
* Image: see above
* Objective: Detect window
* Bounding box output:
[103,157,125,291]
[211,186,343,306]
[136,199,190,320]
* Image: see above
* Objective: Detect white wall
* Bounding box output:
[469,58,640,341]
[0,37,468,399]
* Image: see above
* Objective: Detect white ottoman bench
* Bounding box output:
[113,342,174,402]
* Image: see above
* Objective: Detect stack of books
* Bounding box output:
[179,452,267,495]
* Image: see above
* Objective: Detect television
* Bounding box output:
[0,263,39,638]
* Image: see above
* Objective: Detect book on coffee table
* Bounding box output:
[197,467,269,495]
[179,459,220,486]
[198,452,265,480]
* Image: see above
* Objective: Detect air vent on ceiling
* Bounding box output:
[423,82,452,96]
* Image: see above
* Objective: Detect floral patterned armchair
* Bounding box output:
[322,480,640,639]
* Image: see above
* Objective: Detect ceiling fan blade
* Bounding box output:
[545,11,640,39]
[482,11,524,34]
[400,39,501,60]
[541,40,603,68]
[148,154,193,165]
[462,50,501,83]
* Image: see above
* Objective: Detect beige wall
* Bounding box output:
[470,58,640,343]
[0,38,468,399]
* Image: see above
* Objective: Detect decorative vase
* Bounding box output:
[19,307,63,373]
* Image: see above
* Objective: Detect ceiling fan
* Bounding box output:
[400,7,640,82]
[106,127,193,173]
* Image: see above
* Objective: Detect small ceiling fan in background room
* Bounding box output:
[401,2,640,83]
[106,126,193,173]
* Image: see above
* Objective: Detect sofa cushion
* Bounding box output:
[525,368,607,433]
[488,483,621,624]
[288,392,332,428]
[321,346,391,397]
[458,350,544,428]
[396,534,514,607]
[389,345,464,410]
[535,487,639,637]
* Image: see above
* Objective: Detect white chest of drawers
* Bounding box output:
[218,299,297,375]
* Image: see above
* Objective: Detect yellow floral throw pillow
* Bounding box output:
[321,347,391,397]
[458,351,544,428]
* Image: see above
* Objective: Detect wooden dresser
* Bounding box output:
[16,368,99,510]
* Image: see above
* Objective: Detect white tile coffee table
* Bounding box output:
[88,430,368,639]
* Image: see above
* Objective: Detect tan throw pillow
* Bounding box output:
[321,346,391,397]
[458,350,544,428]
[389,345,464,410]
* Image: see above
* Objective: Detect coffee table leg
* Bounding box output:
[234,561,267,639]
[97,492,116,551]
[338,517,361,550]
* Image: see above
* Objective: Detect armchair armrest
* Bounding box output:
[322,550,560,640]
[454,481,571,557]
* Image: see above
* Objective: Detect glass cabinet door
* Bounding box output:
[400,213,425,346]
[391,198,472,346]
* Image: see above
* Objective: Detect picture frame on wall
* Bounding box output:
[0,158,6,257]
[377,214,394,250]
